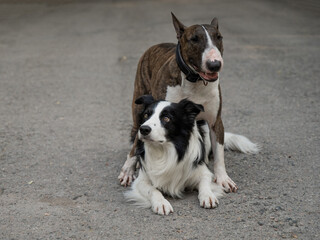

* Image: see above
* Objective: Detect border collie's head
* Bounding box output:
[135,95,204,145]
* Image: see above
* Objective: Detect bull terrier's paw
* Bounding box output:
[152,198,173,216]
[198,191,219,209]
[118,155,137,187]
[118,170,136,187]
[214,172,238,193]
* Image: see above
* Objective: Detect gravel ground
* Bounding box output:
[0,0,319,239]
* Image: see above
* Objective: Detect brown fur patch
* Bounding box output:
[212,84,224,145]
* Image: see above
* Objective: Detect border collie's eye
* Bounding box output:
[190,35,199,43]
[144,113,149,119]
[162,116,170,123]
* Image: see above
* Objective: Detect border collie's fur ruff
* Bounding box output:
[125,96,224,215]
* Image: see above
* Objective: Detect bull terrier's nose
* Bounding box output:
[140,126,151,136]
[206,60,221,72]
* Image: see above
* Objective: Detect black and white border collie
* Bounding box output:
[125,95,224,215]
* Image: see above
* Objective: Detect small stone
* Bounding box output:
[275,206,284,211]
[258,221,264,226]
[119,56,127,62]
[259,208,266,214]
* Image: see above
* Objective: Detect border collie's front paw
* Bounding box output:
[198,191,219,209]
[214,172,238,193]
[152,198,173,215]
[118,155,137,187]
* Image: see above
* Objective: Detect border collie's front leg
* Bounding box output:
[127,172,173,215]
[211,117,238,192]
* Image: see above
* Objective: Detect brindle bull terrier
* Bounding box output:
[118,13,259,193]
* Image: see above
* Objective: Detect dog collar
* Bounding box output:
[175,42,201,82]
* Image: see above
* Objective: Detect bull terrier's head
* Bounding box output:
[172,13,224,82]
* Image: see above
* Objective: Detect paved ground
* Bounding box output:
[0,0,319,239]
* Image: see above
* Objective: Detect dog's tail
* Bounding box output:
[224,132,260,154]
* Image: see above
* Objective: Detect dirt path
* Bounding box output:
[0,1,319,239]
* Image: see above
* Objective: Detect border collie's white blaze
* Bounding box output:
[138,101,171,143]
[125,96,223,215]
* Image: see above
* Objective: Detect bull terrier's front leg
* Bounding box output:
[211,118,238,192]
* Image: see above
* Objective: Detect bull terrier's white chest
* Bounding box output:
[165,77,220,125]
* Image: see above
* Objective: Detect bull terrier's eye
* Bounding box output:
[217,34,223,41]
[190,35,199,43]
[144,113,149,119]
[162,116,170,123]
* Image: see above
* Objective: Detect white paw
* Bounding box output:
[118,155,137,187]
[152,198,173,215]
[214,172,238,193]
[198,191,219,209]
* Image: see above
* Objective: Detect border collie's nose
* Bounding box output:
[140,126,151,136]
[206,60,221,72]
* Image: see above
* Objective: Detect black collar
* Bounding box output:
[175,42,201,82]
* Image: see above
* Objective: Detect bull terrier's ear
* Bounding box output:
[211,17,219,29]
[135,95,155,106]
[211,18,219,29]
[171,12,186,40]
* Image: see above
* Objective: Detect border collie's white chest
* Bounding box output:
[142,127,206,198]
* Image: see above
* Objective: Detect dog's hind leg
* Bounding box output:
[118,72,146,186]
[118,101,143,186]
[118,136,138,187]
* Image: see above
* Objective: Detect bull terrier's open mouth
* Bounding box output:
[199,71,219,82]
[192,64,219,82]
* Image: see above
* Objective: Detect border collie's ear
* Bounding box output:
[211,17,219,29]
[179,99,204,118]
[135,95,155,106]
[171,12,186,40]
